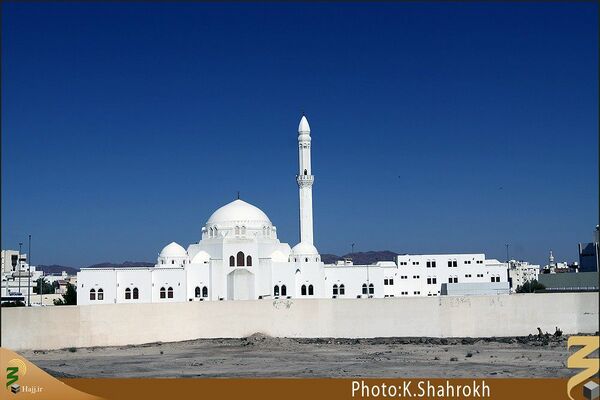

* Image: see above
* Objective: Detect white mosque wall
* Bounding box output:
[2,293,597,351]
[324,265,385,299]
[77,253,511,305]
[117,269,152,303]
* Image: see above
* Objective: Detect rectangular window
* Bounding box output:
[427,278,432,284]
[389,279,394,285]
[453,260,457,267]
[384,279,389,285]
[432,278,437,284]
[432,261,436,268]
[426,261,431,268]
[447,261,452,267]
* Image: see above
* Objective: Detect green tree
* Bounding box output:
[516,279,545,293]
[53,283,77,305]
[33,277,55,294]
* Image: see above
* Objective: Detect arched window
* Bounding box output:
[213,227,218,237]
[308,285,314,296]
[89,288,96,300]
[195,287,201,298]
[97,288,104,300]
[362,284,368,295]
[274,285,280,297]
[160,287,166,299]
[229,256,235,266]
[202,286,208,297]
[301,285,307,296]
[167,287,174,298]
[246,255,252,266]
[332,284,338,296]
[305,258,308,262]
[339,284,345,295]
[241,226,246,235]
[125,288,131,299]
[133,287,139,299]
[237,251,245,267]
[235,226,240,235]
[281,285,287,296]
[209,227,213,238]
[368,283,374,295]
[304,169,307,175]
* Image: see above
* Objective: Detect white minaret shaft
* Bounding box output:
[297,115,314,245]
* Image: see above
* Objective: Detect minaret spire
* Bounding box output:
[297,113,314,244]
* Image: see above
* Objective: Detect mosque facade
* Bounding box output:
[77,116,509,305]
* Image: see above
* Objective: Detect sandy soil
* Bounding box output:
[23,334,579,378]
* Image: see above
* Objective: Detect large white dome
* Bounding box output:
[207,199,272,227]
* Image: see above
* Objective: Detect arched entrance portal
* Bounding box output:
[227,269,255,300]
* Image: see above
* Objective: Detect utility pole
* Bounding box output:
[351,243,355,256]
[27,234,31,306]
[18,242,22,296]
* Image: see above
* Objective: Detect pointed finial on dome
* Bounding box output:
[298,113,310,134]
[237,191,240,200]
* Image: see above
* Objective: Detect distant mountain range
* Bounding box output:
[37,252,399,275]
[321,251,399,265]
[86,261,154,268]
[37,261,154,275]
[36,265,80,275]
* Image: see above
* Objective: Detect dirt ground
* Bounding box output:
[23,333,580,378]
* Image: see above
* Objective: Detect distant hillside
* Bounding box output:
[321,251,399,265]
[86,261,154,268]
[39,253,398,273]
[37,265,80,275]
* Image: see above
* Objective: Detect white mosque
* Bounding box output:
[77,115,509,305]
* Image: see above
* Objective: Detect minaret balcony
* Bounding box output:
[296,175,314,187]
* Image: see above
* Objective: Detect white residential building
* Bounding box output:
[77,115,510,305]
[508,260,541,292]
[1,250,43,300]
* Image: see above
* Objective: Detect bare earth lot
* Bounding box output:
[23,334,577,378]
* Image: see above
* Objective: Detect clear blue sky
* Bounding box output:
[2,2,598,267]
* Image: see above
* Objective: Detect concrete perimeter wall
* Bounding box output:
[1,293,598,351]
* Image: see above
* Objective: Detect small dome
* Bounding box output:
[207,199,271,227]
[159,242,187,258]
[298,115,310,133]
[270,250,288,262]
[191,250,210,264]
[291,241,319,256]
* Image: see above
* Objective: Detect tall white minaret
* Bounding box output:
[297,114,314,245]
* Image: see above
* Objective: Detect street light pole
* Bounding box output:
[18,242,22,297]
[27,234,31,306]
